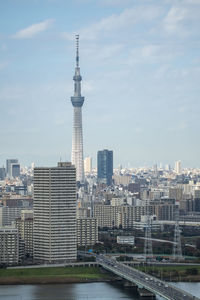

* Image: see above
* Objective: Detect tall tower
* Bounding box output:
[71,35,84,183]
[97,149,113,186]
[175,160,181,174]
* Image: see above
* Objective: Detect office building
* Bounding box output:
[113,174,132,186]
[11,163,20,178]
[71,35,85,183]
[0,167,6,180]
[84,157,92,174]
[33,162,77,263]
[97,149,113,186]
[6,159,18,177]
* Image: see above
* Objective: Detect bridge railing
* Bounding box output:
[97,256,200,300]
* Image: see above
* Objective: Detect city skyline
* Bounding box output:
[0,0,200,168]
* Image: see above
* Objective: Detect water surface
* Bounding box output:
[0,282,200,300]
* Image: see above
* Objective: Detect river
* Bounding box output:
[0,282,200,300]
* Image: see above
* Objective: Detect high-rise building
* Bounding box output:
[175,160,181,174]
[0,206,22,226]
[84,157,92,174]
[33,162,77,263]
[0,167,6,180]
[77,218,98,247]
[0,227,20,265]
[6,159,18,177]
[11,163,20,178]
[15,210,33,258]
[97,149,113,186]
[71,35,84,183]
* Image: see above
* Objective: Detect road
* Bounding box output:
[96,254,200,300]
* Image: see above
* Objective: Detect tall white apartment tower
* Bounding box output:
[84,157,92,174]
[175,160,181,174]
[71,35,84,183]
[33,162,77,263]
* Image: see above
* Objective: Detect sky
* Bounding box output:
[0,0,200,168]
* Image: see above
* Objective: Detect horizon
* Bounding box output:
[0,0,200,168]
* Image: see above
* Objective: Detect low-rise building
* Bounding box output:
[117,236,135,245]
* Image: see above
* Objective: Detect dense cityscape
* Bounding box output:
[1,36,200,299]
[1,1,200,299]
[1,155,200,264]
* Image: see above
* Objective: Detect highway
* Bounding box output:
[96,254,200,300]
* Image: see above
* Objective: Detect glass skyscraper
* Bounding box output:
[97,149,113,186]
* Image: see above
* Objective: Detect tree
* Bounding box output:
[185,268,198,276]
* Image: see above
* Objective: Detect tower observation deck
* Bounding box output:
[71,35,84,183]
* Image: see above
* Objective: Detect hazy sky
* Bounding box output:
[0,0,200,168]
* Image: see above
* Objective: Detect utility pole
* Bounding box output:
[173,204,183,261]
[144,200,153,263]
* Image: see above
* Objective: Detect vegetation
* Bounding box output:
[138,265,200,281]
[0,266,109,280]
[96,227,200,259]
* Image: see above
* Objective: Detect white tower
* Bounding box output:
[84,157,92,174]
[71,35,84,183]
[175,160,181,174]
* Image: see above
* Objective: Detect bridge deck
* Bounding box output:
[97,255,200,300]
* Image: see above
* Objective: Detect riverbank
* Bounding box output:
[0,266,113,285]
[138,264,200,282]
[1,265,200,285]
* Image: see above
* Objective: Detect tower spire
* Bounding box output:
[76,34,79,67]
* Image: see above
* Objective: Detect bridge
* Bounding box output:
[96,254,200,300]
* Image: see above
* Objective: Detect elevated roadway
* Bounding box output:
[97,254,200,300]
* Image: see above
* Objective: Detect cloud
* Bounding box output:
[163,2,200,36]
[12,19,55,39]
[82,43,124,63]
[61,5,162,40]
[163,6,188,35]
[129,44,180,65]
